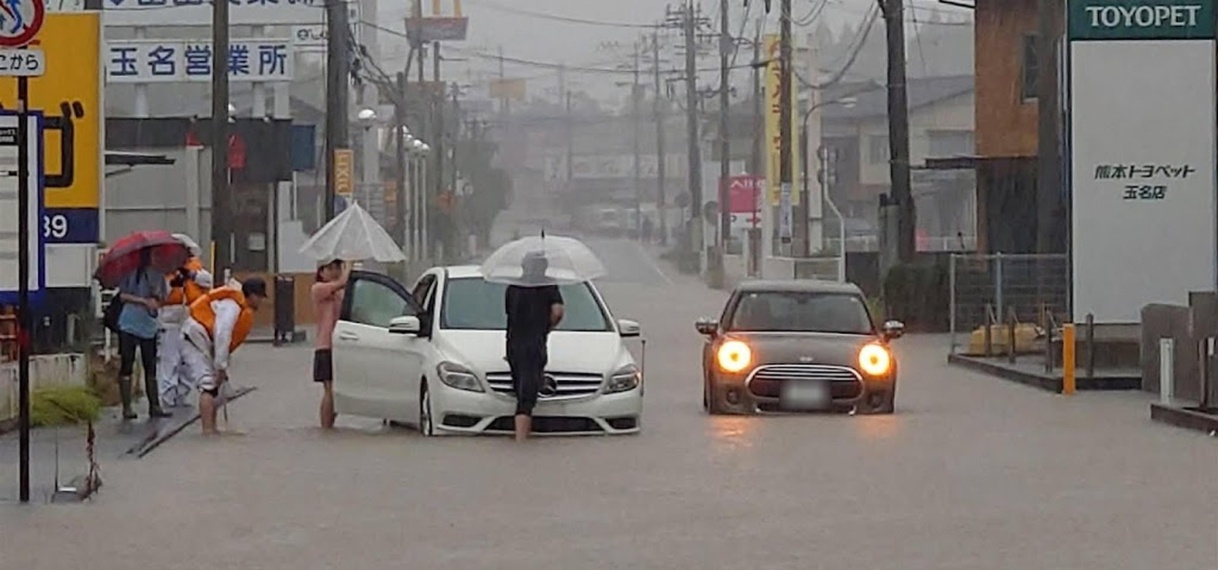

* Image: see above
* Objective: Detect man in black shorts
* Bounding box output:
[505,252,564,441]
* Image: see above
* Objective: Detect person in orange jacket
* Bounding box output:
[180,278,267,435]
[158,240,213,408]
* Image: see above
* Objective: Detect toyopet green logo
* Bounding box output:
[1069,0,1216,40]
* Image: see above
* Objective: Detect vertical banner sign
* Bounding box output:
[0,12,101,245]
[333,148,354,198]
[1068,0,1216,323]
[762,34,800,208]
[0,114,44,299]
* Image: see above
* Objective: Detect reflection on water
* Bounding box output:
[710,415,757,448]
[855,414,899,441]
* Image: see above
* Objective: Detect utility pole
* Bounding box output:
[717,0,732,255]
[674,2,705,263]
[779,0,795,255]
[498,45,509,115]
[413,0,426,261]
[324,0,350,223]
[750,19,762,179]
[432,41,443,260]
[561,64,573,184]
[632,43,643,238]
[394,72,408,247]
[652,32,668,247]
[210,0,230,272]
[882,0,915,262]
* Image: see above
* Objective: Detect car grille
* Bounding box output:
[746,364,864,400]
[484,372,604,399]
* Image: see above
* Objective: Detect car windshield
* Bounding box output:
[727,291,874,334]
[441,277,613,332]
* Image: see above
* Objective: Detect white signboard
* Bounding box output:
[1068,0,1216,323]
[0,49,45,76]
[544,154,685,180]
[103,0,327,27]
[0,114,43,295]
[293,1,359,50]
[105,38,295,83]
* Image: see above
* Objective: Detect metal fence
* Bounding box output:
[949,253,1070,353]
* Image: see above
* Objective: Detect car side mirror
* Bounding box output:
[695,317,719,336]
[617,319,641,338]
[882,319,905,340]
[388,315,422,335]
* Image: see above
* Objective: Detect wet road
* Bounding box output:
[2,237,1216,569]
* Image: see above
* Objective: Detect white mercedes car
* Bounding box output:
[330,266,644,436]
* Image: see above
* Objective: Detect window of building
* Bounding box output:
[868,134,889,164]
[1022,33,1039,101]
[928,130,976,157]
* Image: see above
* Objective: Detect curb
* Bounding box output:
[946,353,1142,393]
[1150,403,1218,435]
[124,386,257,458]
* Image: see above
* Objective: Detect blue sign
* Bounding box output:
[42,207,98,244]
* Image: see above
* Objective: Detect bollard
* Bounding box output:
[1160,337,1174,405]
[1062,324,1076,395]
[1201,338,1213,410]
[1044,321,1055,374]
[1084,313,1095,379]
[1007,309,1017,364]
[983,303,993,357]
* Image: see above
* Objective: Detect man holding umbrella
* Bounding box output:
[505,251,564,441]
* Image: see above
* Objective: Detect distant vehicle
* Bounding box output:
[696,280,904,415]
[592,208,625,236]
[330,266,644,436]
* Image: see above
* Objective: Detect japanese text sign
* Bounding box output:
[333,149,353,197]
[105,38,294,83]
[102,0,327,27]
[763,34,800,207]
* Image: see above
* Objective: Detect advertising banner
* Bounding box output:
[1068,0,1217,323]
[763,34,800,207]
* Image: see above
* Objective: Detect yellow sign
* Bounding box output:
[0,13,102,211]
[763,34,801,207]
[333,149,354,197]
[489,78,526,101]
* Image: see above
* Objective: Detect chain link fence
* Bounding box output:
[949,253,1070,353]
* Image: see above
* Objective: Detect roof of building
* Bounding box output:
[822,74,974,121]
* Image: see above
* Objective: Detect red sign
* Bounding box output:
[725,175,762,214]
[0,0,45,49]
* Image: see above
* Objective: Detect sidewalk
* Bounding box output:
[0,388,254,504]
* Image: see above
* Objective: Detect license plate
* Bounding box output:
[779,380,830,411]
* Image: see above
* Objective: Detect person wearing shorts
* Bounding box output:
[312,260,349,429]
[504,252,564,442]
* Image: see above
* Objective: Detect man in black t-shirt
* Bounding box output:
[505,252,565,441]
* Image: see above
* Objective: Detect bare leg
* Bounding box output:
[320,381,336,429]
[514,414,531,442]
[199,391,218,435]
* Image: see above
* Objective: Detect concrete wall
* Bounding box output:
[0,354,88,424]
[104,147,212,249]
[856,92,976,187]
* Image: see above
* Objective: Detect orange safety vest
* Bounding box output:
[165,257,208,305]
[188,286,255,353]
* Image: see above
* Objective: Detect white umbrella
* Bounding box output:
[479,234,606,287]
[299,202,406,263]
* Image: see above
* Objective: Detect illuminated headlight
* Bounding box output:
[605,364,641,393]
[716,340,752,373]
[436,362,484,392]
[858,343,892,376]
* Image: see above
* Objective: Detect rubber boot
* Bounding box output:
[144,371,171,418]
[118,376,137,420]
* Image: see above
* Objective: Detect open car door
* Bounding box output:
[331,270,426,422]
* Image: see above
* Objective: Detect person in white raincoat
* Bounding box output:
[157,234,213,408]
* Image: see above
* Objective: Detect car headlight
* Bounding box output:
[858,343,892,376]
[605,364,640,393]
[716,340,752,373]
[436,361,484,393]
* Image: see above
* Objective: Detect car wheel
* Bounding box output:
[419,380,436,436]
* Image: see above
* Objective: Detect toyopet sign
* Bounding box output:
[0,12,102,244]
[106,38,294,83]
[1068,0,1217,323]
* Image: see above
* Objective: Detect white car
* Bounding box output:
[330,266,644,436]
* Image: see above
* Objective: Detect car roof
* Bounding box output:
[437,265,483,279]
[733,279,864,295]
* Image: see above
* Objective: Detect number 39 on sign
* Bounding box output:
[0,48,45,76]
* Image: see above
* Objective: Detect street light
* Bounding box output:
[357,108,378,123]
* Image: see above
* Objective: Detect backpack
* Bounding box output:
[102,295,123,333]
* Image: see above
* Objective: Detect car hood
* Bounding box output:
[435,329,633,375]
[721,331,880,368]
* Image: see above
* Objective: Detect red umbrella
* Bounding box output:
[94,230,192,289]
